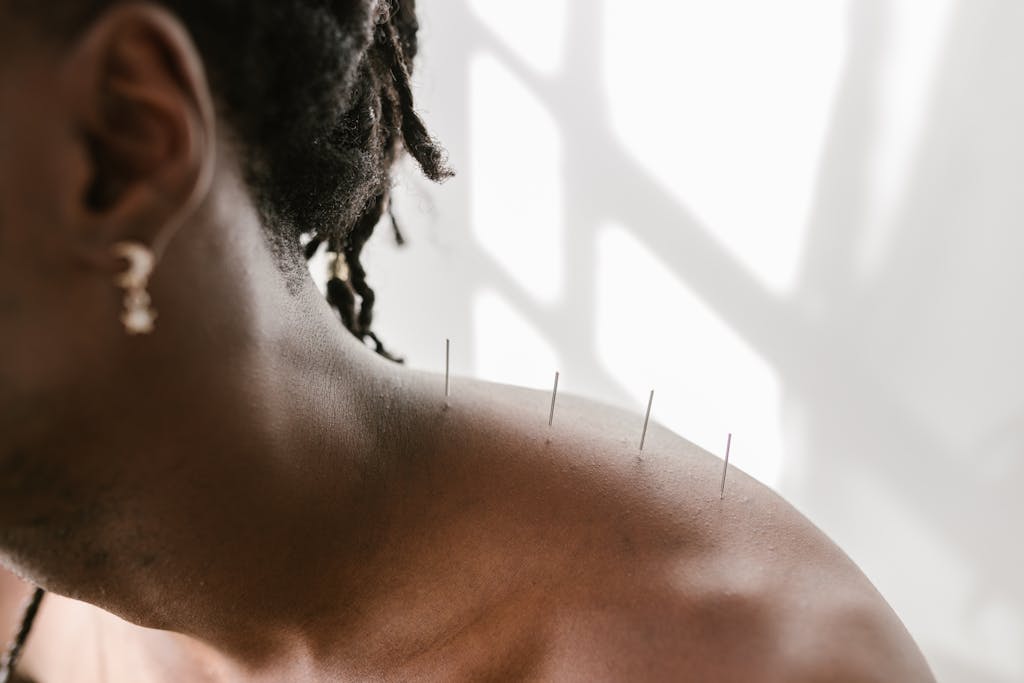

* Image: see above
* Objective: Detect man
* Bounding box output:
[0,1,935,680]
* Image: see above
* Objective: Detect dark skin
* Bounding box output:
[0,5,936,681]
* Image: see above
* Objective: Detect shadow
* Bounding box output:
[385,1,1024,680]
[793,0,1024,675]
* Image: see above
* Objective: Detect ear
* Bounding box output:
[63,3,216,269]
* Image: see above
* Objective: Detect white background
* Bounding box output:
[344,2,1024,680]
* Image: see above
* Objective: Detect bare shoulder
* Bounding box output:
[442,379,934,681]
[553,409,934,680]
[530,456,936,682]
[533,579,936,682]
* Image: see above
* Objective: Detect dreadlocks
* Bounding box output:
[11,0,452,360]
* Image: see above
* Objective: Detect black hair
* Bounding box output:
[12,0,452,360]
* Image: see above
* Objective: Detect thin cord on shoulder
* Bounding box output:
[0,588,45,683]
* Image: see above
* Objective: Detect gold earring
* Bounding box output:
[112,241,157,335]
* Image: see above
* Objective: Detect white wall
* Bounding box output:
[355,2,1024,680]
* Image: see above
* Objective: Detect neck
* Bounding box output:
[126,303,408,664]
[0,203,430,671]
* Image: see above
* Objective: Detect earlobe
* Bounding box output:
[63,3,216,262]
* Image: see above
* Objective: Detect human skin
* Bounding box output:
[0,4,936,681]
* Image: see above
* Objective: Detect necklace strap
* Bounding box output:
[0,588,45,683]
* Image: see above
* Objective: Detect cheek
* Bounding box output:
[0,136,99,397]
[0,152,46,329]
[0,59,87,263]
[0,66,91,324]
[0,63,124,401]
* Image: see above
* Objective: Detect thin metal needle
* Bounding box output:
[639,390,654,451]
[719,433,732,499]
[444,339,451,398]
[548,371,560,427]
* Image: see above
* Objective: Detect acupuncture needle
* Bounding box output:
[443,338,451,411]
[719,433,732,499]
[639,390,654,451]
[548,371,560,427]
